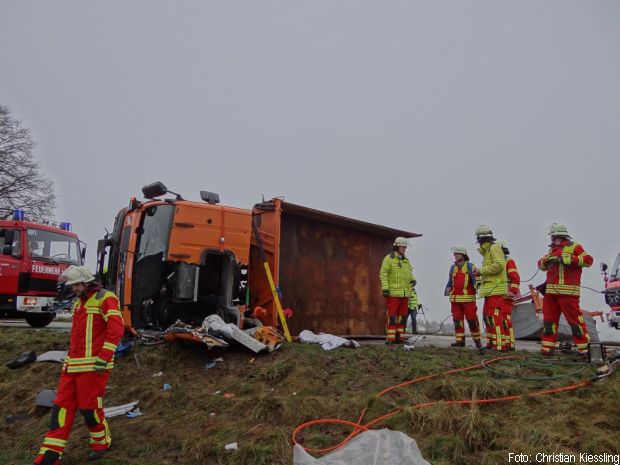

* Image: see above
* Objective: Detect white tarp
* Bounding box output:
[298,330,361,351]
[293,429,431,465]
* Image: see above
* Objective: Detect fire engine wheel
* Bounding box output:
[25,312,56,328]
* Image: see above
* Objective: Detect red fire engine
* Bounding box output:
[0,210,84,327]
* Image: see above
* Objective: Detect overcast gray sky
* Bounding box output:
[2,1,619,339]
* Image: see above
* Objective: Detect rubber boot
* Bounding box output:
[451,341,465,348]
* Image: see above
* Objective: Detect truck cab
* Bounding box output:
[97,183,252,330]
[0,211,83,327]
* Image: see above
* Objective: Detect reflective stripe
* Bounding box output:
[58,407,66,427]
[103,342,117,352]
[97,397,103,409]
[44,438,67,447]
[85,314,93,357]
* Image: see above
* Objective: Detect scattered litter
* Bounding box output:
[299,330,361,351]
[153,371,163,377]
[223,392,235,399]
[115,341,134,359]
[249,358,255,364]
[127,408,143,418]
[213,357,224,362]
[7,351,37,369]
[225,442,238,451]
[210,412,216,416]
[134,353,142,368]
[404,344,415,351]
[5,413,29,424]
[36,351,67,363]
[293,428,431,465]
[205,362,217,369]
[35,389,56,408]
[162,383,172,391]
[293,392,297,396]
[104,401,139,418]
[213,391,222,395]
[253,326,285,350]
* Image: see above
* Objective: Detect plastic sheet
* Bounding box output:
[293,429,431,465]
[298,330,360,351]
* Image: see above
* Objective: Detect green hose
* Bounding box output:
[481,357,590,381]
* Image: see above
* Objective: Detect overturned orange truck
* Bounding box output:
[97,182,420,337]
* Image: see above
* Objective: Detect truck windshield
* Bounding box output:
[27,228,81,264]
[136,204,174,261]
[610,254,620,282]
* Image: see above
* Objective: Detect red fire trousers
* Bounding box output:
[385,296,408,342]
[34,371,111,464]
[450,302,481,344]
[483,296,505,350]
[500,298,515,349]
[541,294,590,354]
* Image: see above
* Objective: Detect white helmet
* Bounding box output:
[59,265,95,285]
[475,225,494,239]
[393,237,410,247]
[451,246,468,256]
[548,223,570,238]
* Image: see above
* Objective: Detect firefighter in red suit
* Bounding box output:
[500,242,520,351]
[444,246,482,348]
[538,224,593,355]
[33,266,124,464]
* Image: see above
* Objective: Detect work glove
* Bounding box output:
[382,289,390,297]
[546,255,560,265]
[93,357,108,373]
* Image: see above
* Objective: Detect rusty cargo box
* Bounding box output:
[249,199,421,336]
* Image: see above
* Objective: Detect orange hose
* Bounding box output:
[292,355,592,455]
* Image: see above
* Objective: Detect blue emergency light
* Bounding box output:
[12,210,25,221]
[60,222,72,231]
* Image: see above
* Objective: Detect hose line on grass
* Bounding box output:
[292,355,599,456]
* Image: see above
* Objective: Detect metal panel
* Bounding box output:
[250,199,421,336]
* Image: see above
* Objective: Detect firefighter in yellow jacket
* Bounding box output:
[380,237,415,344]
[473,225,507,351]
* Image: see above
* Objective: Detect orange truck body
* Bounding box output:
[99,188,420,336]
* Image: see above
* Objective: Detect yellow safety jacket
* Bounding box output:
[477,242,507,298]
[380,252,415,298]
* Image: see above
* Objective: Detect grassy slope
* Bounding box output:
[1,328,619,465]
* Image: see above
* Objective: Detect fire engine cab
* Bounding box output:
[0,210,84,327]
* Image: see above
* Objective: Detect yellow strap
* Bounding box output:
[263,262,292,343]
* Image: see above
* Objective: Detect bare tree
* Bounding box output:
[0,104,55,220]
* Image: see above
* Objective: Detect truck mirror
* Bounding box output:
[142,181,168,199]
[601,263,608,272]
[81,246,87,262]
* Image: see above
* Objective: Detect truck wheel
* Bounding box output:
[25,313,56,328]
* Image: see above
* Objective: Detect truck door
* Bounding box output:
[0,228,22,303]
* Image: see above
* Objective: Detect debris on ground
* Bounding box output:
[104,401,140,418]
[35,389,56,407]
[205,362,217,369]
[163,320,229,349]
[152,371,163,377]
[36,351,66,363]
[127,408,143,419]
[298,330,361,350]
[293,429,430,465]
[204,315,269,353]
[162,383,172,391]
[6,350,37,369]
[115,341,134,359]
[5,413,29,424]
[224,442,238,451]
